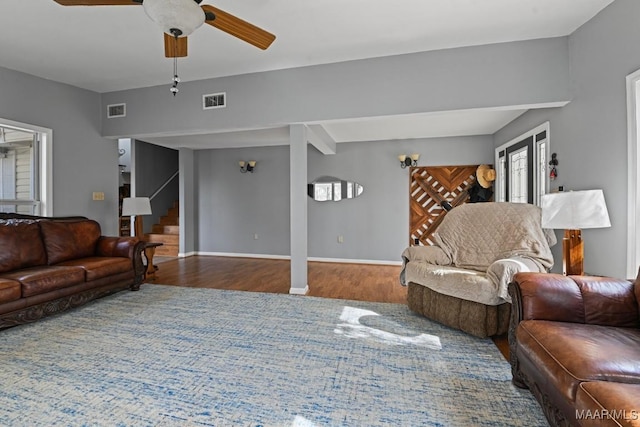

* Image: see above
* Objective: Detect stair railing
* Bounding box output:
[150,170,179,201]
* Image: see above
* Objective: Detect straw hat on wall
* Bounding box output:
[476,165,496,189]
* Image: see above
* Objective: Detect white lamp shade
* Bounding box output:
[541,190,611,229]
[121,197,152,216]
[143,0,205,37]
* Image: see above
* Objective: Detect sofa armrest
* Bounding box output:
[401,245,451,265]
[97,236,140,259]
[97,237,146,289]
[508,272,639,327]
[400,245,451,286]
[487,256,543,303]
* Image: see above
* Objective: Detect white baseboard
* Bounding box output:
[177,251,197,258]
[308,257,402,266]
[196,252,401,266]
[197,252,290,260]
[289,285,309,295]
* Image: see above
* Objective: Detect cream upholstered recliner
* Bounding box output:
[400,202,555,338]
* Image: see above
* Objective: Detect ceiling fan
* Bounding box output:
[53,0,276,93]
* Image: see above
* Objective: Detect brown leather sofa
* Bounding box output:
[508,272,640,427]
[0,216,145,330]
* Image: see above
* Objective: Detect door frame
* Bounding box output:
[626,68,640,279]
[494,121,549,206]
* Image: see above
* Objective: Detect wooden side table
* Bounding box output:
[143,242,163,282]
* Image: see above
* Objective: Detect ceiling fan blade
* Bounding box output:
[53,0,141,5]
[164,34,188,58]
[201,5,275,50]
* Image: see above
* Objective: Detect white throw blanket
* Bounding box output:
[400,202,555,305]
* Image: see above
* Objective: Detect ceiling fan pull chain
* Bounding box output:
[170,29,181,96]
[171,58,179,96]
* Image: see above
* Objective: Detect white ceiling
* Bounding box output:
[0,0,614,149]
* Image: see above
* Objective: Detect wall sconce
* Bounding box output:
[398,154,420,168]
[239,160,257,173]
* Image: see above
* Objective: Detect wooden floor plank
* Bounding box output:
[152,256,406,303]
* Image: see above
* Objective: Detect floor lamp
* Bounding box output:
[121,197,152,238]
[541,190,611,276]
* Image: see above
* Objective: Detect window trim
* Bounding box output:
[0,118,52,216]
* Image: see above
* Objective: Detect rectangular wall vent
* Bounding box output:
[107,103,126,118]
[203,92,226,110]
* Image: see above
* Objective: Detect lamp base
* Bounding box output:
[563,229,583,276]
[134,216,145,240]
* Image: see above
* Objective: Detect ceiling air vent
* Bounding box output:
[203,92,226,110]
[107,103,126,119]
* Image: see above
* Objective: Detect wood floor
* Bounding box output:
[151,256,407,303]
[150,255,508,359]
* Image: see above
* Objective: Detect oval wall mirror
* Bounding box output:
[307,176,364,202]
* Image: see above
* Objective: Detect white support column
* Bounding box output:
[179,148,195,257]
[289,124,309,295]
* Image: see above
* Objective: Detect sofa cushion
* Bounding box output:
[0,220,47,273]
[405,263,502,305]
[57,257,133,282]
[2,266,85,297]
[575,382,640,427]
[570,276,639,327]
[517,320,640,404]
[0,278,21,304]
[39,220,101,265]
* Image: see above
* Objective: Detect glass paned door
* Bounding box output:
[509,147,528,203]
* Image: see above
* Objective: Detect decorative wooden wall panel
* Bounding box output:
[409,165,479,246]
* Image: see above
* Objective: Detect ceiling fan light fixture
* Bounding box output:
[143,0,205,37]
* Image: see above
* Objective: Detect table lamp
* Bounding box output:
[121,197,152,238]
[541,190,611,275]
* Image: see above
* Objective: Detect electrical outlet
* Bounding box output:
[337,235,344,243]
[92,192,105,201]
[254,233,259,240]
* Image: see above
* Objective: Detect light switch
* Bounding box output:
[92,192,105,201]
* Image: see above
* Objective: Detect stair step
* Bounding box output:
[152,224,179,234]
[146,200,180,257]
[155,244,179,257]
[145,233,179,245]
[160,216,179,225]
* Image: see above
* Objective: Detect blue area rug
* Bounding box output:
[0,285,546,426]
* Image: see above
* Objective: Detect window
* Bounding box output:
[0,120,51,216]
[497,154,506,202]
[495,122,549,206]
[536,131,548,206]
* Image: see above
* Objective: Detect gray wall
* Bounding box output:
[134,140,179,233]
[0,66,119,234]
[101,38,571,139]
[196,136,493,262]
[196,145,291,256]
[97,36,573,264]
[494,0,640,278]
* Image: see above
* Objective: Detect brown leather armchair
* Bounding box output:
[508,272,640,427]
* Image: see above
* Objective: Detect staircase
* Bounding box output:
[145,201,179,257]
